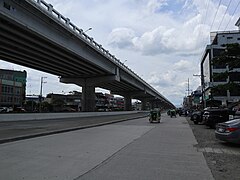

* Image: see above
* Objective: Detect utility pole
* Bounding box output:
[186,78,192,96]
[39,77,47,112]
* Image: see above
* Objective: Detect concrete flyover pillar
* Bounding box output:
[60,74,120,112]
[150,100,157,109]
[82,84,95,112]
[124,94,132,111]
[140,99,147,110]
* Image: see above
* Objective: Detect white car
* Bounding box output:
[7,107,13,112]
[0,107,7,113]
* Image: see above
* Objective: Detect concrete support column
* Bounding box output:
[150,101,157,109]
[124,94,132,111]
[82,84,95,112]
[140,99,147,110]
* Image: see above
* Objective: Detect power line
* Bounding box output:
[198,0,219,64]
[199,0,211,50]
[224,0,240,30]
[210,0,223,31]
[202,0,211,26]
[217,0,233,31]
[179,0,194,15]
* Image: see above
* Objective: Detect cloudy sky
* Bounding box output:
[1,0,240,106]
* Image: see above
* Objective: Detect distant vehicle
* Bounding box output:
[177,108,184,116]
[203,108,235,129]
[61,107,77,112]
[149,109,161,123]
[215,119,240,144]
[169,109,176,118]
[14,107,27,113]
[0,107,7,113]
[190,110,204,124]
[7,107,13,113]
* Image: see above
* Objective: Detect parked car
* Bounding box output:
[203,108,235,129]
[6,107,13,113]
[192,107,219,125]
[61,107,77,112]
[177,108,184,116]
[215,118,240,144]
[0,107,7,113]
[190,110,204,124]
[14,107,27,113]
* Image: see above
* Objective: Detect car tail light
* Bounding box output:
[225,127,238,133]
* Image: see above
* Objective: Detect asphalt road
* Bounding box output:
[0,112,148,144]
[0,113,213,180]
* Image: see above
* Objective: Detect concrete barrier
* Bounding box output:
[0,111,147,122]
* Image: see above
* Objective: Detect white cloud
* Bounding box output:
[1,0,240,106]
[146,0,168,13]
[173,59,193,72]
[108,14,208,56]
[148,71,177,87]
[108,28,135,49]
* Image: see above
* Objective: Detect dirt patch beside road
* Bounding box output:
[187,117,240,180]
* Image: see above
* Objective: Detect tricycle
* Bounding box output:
[170,109,176,118]
[149,108,161,123]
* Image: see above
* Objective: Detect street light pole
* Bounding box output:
[84,27,92,33]
[39,77,47,112]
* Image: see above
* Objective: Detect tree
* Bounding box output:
[41,101,52,112]
[212,43,240,70]
[52,98,65,112]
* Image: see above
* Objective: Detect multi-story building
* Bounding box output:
[113,97,124,110]
[183,95,192,110]
[46,91,81,111]
[45,92,124,111]
[95,92,108,110]
[191,86,202,109]
[0,69,27,108]
[200,20,240,107]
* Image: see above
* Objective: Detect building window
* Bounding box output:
[230,86,240,96]
[229,72,240,82]
[213,49,224,56]
[212,60,226,69]
[15,87,21,95]
[212,49,227,69]
[227,37,233,39]
[211,89,227,96]
[213,73,227,82]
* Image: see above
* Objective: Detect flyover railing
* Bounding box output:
[28,0,172,104]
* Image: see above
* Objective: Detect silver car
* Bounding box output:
[215,119,240,144]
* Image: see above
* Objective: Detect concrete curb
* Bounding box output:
[0,114,148,144]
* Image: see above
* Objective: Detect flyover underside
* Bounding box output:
[0,18,106,77]
[0,0,174,111]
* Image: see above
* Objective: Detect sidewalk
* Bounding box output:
[0,114,214,180]
[78,114,214,180]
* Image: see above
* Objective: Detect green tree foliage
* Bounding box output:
[41,101,52,112]
[211,43,240,94]
[212,43,240,70]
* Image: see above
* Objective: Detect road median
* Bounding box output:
[0,112,148,144]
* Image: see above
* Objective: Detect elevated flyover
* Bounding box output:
[0,0,174,111]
